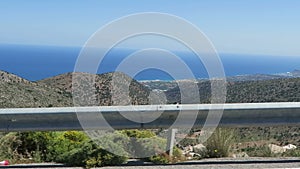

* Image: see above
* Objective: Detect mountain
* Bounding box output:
[38,72,160,106]
[2,69,300,108]
[0,70,31,84]
[226,74,289,82]
[0,70,72,108]
[226,78,300,103]
[165,77,300,104]
[140,80,178,91]
[0,70,164,108]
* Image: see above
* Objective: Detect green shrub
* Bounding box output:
[149,147,184,164]
[179,138,199,147]
[0,131,128,167]
[46,131,128,167]
[283,148,300,157]
[205,128,235,158]
[0,130,188,166]
[170,147,184,163]
[92,132,129,157]
[121,129,156,138]
[0,132,56,163]
[58,139,127,168]
[135,136,167,157]
[45,131,89,162]
[149,154,170,164]
[245,145,273,157]
[120,130,162,158]
[17,132,55,161]
[0,133,22,163]
[120,130,184,163]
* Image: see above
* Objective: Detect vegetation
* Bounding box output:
[2,70,300,166]
[0,71,72,108]
[227,78,300,103]
[0,131,128,168]
[39,72,154,106]
[204,128,236,158]
[179,137,200,147]
[166,78,300,104]
[241,145,273,157]
[0,130,182,167]
[233,126,300,158]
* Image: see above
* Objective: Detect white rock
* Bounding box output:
[232,152,249,158]
[268,144,286,154]
[283,144,297,150]
[193,144,207,154]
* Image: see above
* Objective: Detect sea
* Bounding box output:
[1,44,300,81]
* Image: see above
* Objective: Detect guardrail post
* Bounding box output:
[166,128,177,157]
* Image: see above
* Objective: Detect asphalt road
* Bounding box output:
[2,158,300,169]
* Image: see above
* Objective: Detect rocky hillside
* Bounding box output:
[166,78,300,104]
[0,70,72,108]
[0,70,31,84]
[38,72,161,106]
[227,78,300,103]
[0,70,164,108]
[2,69,300,108]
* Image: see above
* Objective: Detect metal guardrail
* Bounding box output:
[0,102,300,132]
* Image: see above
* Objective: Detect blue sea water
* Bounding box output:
[0,44,300,81]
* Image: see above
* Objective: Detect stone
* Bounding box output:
[232,152,249,158]
[268,144,286,154]
[283,144,297,150]
[193,144,207,154]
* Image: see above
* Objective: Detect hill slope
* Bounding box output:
[166,78,300,104]
[0,70,72,108]
[3,69,300,108]
[38,72,157,106]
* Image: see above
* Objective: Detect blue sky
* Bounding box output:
[0,0,300,56]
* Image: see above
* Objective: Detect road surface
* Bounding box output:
[2,158,300,169]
